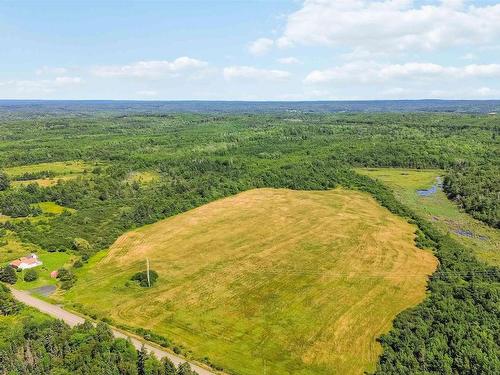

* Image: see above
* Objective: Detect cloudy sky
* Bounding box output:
[1,0,500,100]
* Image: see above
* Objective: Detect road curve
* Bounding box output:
[9,287,215,375]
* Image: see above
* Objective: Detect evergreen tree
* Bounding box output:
[0,171,9,191]
[162,357,177,375]
[0,265,17,284]
[177,362,197,375]
[137,345,147,375]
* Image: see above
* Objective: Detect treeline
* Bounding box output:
[0,285,198,375]
[444,163,499,228]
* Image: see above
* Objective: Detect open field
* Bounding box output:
[5,160,91,177]
[0,201,74,224]
[5,160,98,187]
[356,168,500,266]
[33,201,75,215]
[11,174,81,187]
[65,188,437,375]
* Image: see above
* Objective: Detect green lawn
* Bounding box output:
[356,168,500,266]
[14,251,74,291]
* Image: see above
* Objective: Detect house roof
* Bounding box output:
[10,254,40,267]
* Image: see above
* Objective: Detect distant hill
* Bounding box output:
[0,99,499,118]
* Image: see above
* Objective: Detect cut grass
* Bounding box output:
[65,188,436,375]
[356,168,500,266]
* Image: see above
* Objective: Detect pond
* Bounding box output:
[416,176,443,197]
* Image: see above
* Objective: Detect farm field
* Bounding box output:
[65,188,437,375]
[356,168,500,266]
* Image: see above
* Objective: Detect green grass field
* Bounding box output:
[356,168,500,266]
[33,201,75,215]
[64,188,436,375]
[5,160,99,187]
[0,201,74,224]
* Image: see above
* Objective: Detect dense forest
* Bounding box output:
[443,164,499,228]
[0,112,499,374]
[0,285,197,375]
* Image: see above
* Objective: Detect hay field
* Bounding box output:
[66,188,436,374]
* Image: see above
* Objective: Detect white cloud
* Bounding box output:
[277,56,301,64]
[248,38,274,55]
[0,76,82,94]
[36,66,68,76]
[54,76,82,85]
[223,66,291,80]
[278,0,500,53]
[304,62,500,84]
[92,57,208,78]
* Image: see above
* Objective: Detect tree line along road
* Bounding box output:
[9,287,216,375]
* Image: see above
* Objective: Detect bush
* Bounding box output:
[0,171,10,191]
[0,266,17,284]
[72,237,92,253]
[57,268,77,290]
[0,284,21,315]
[131,270,158,287]
[23,269,38,282]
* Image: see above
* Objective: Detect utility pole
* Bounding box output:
[146,258,151,287]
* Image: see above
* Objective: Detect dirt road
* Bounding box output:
[10,287,215,375]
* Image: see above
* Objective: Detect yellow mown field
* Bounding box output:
[66,188,437,375]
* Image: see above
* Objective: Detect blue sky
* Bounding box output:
[1,0,499,100]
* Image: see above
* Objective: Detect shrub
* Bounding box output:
[0,284,21,315]
[23,268,38,282]
[131,270,158,287]
[0,266,17,284]
[57,268,77,290]
[0,171,10,191]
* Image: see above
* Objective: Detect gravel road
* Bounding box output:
[10,287,215,375]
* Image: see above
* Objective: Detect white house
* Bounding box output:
[10,254,43,270]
